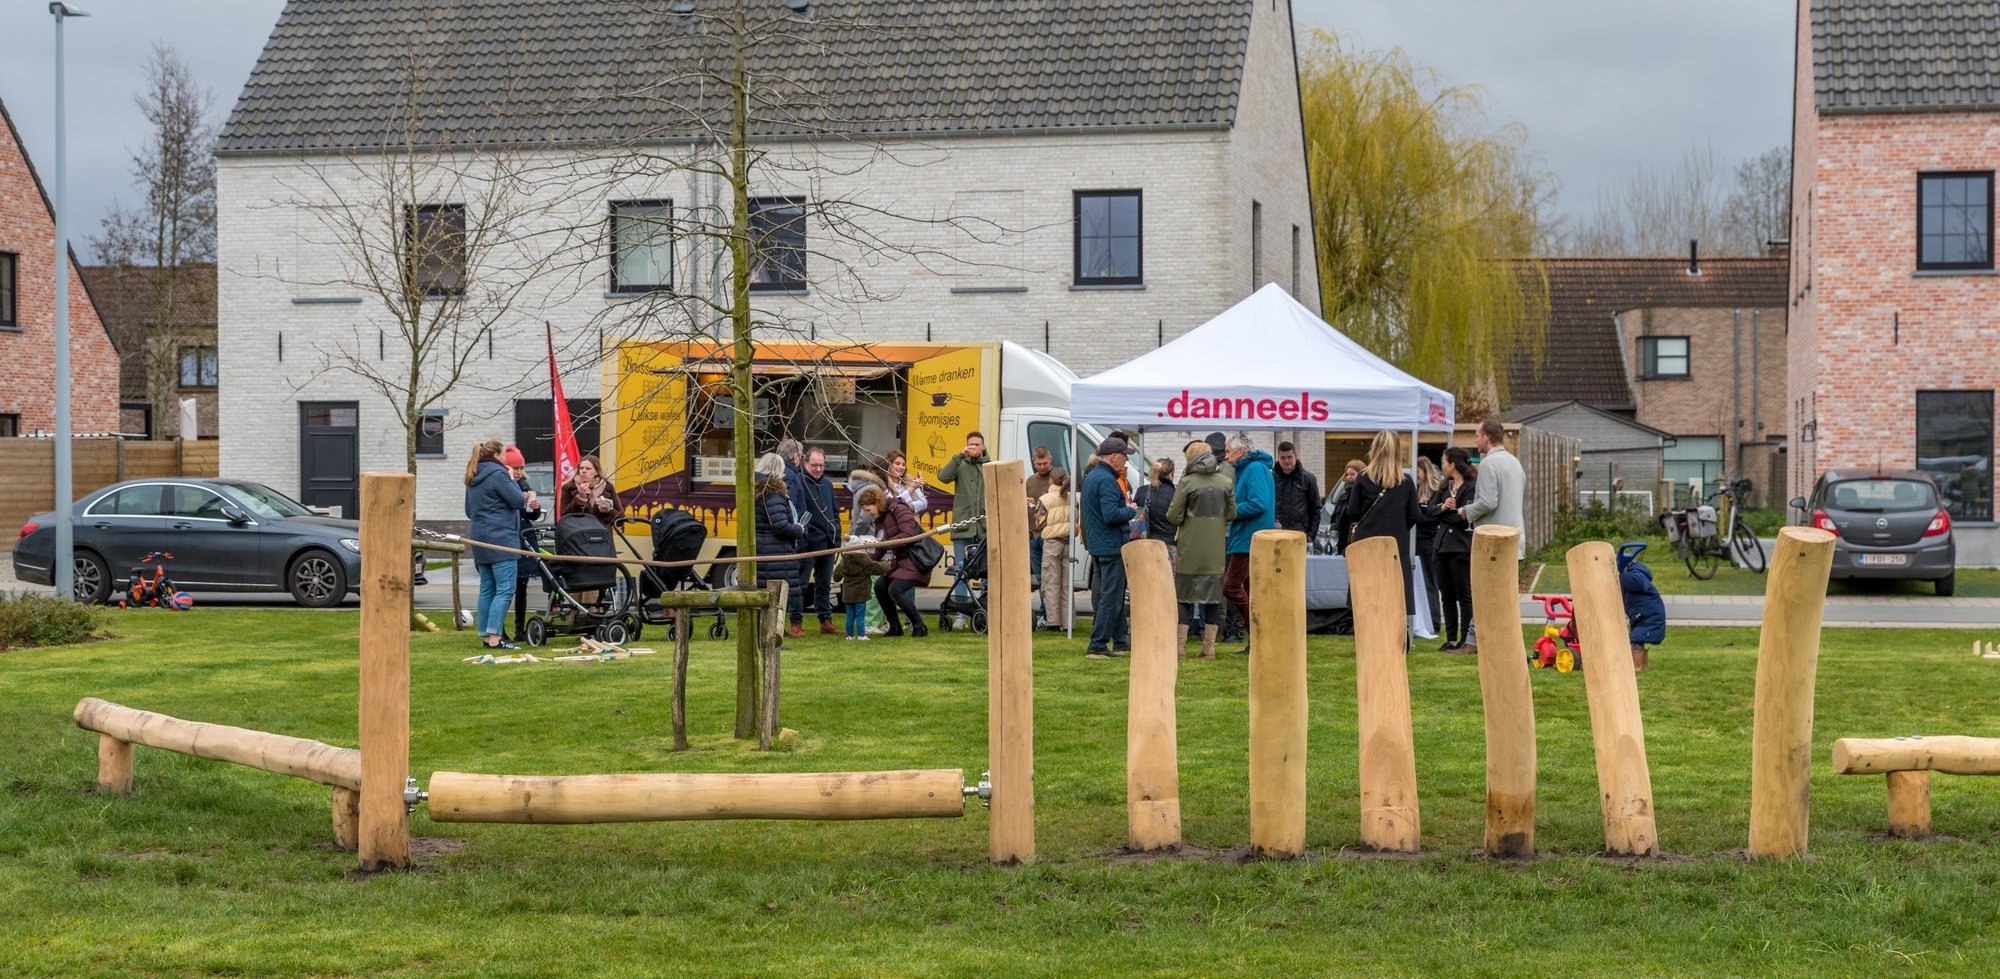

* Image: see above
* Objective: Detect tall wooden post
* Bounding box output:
[1566,541,1658,857]
[1349,535,1419,853]
[672,610,691,751]
[358,472,413,871]
[1248,529,1307,858]
[985,460,1034,863]
[1470,526,1535,857]
[760,581,787,751]
[1123,538,1181,851]
[449,549,463,630]
[1749,526,1837,859]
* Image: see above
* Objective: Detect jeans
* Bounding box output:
[1223,553,1251,639]
[1088,553,1130,651]
[844,601,868,637]
[475,561,518,638]
[875,576,925,634]
[793,552,836,624]
[1028,536,1044,589]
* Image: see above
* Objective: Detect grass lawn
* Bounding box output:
[1530,535,2000,597]
[6,610,2000,976]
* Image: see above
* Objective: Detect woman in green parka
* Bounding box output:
[1168,440,1235,659]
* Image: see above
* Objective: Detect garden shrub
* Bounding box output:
[0,591,104,649]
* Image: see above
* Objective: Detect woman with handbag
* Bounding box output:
[1343,430,1423,610]
[1429,447,1479,652]
[857,485,930,638]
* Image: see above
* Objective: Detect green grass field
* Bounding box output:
[5,610,2000,976]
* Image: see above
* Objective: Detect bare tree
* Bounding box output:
[1562,143,1791,257]
[1722,145,1792,253]
[91,43,217,440]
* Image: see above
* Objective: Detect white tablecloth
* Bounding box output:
[1304,553,1437,640]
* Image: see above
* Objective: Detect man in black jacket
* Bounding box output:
[1272,441,1322,540]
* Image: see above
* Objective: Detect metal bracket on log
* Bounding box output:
[963,770,992,808]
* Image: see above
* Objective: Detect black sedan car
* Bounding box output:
[1792,469,1958,595]
[12,478,363,607]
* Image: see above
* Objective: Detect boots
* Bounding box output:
[1176,624,1190,658]
[1201,625,1218,659]
[1631,645,1649,672]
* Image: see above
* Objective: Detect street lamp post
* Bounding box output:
[50,3,87,601]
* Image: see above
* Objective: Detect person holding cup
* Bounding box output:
[558,455,620,526]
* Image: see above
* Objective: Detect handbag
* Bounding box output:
[906,535,946,574]
[1345,478,1391,551]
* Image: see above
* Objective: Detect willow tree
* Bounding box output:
[1301,33,1552,411]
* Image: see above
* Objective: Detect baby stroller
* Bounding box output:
[936,540,989,633]
[522,513,639,647]
[619,510,731,641]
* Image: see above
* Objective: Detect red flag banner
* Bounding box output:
[546,323,581,514]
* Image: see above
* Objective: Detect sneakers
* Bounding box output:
[819,621,839,636]
[1085,649,1113,660]
[911,624,930,639]
[1449,645,1478,656]
[484,639,519,651]
[787,624,806,639]
[856,634,872,642]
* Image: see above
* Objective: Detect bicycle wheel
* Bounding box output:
[1688,536,1720,580]
[1730,520,1767,573]
[1678,534,1697,577]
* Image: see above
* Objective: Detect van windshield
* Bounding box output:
[1826,479,1938,512]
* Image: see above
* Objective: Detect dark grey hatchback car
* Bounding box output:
[12,479,362,607]
[1792,469,1958,595]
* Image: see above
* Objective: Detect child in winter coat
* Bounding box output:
[833,537,892,640]
[1620,544,1666,672]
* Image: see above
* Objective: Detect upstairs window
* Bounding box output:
[610,200,674,292]
[749,198,807,292]
[1917,172,1993,271]
[1074,190,1142,285]
[0,252,16,326]
[178,346,218,388]
[1640,336,1690,379]
[406,203,467,297]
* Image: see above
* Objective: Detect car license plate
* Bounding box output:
[1858,554,1908,566]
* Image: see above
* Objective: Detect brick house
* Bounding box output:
[1791,0,2000,565]
[82,264,219,439]
[0,95,120,437]
[214,0,1321,520]
[1505,256,1788,508]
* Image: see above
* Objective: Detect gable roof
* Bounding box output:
[0,94,119,354]
[1508,399,1675,441]
[217,0,1256,156]
[82,264,219,332]
[1814,0,2000,113]
[1505,257,1788,411]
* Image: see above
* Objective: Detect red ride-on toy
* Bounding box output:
[119,551,189,610]
[1529,593,1582,673]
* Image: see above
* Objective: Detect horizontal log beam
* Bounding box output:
[426,769,966,824]
[73,697,361,791]
[1832,736,2000,775]
[644,590,782,610]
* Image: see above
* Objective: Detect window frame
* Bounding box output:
[1639,335,1691,380]
[0,413,18,437]
[1916,171,1995,272]
[747,196,808,294]
[1072,189,1144,286]
[609,198,676,294]
[0,251,17,327]
[178,346,219,390]
[1915,388,1995,521]
[405,203,468,298]
[416,408,448,459]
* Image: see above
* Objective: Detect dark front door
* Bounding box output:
[300,402,360,519]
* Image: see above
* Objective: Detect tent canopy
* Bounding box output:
[1069,283,1455,433]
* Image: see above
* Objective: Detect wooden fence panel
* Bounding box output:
[0,442,55,540]
[0,439,222,545]
[1513,426,1579,554]
[123,442,184,480]
[181,441,220,477]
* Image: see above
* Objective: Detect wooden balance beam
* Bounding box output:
[1832,735,2000,838]
[425,769,967,823]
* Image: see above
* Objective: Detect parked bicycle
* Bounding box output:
[1660,477,1767,579]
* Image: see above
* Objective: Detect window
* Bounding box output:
[1663,435,1724,505]
[169,485,234,520]
[610,200,674,292]
[178,346,218,388]
[1251,200,1263,290]
[1073,190,1142,285]
[1917,172,1993,271]
[88,485,167,516]
[748,198,807,292]
[1640,336,1690,379]
[0,251,16,327]
[1026,421,1074,473]
[406,204,467,296]
[513,398,601,465]
[1917,390,1993,520]
[416,408,447,458]
[0,413,17,437]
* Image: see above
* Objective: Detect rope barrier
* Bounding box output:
[418,516,982,571]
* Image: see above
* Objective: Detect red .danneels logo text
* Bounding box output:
[1159,390,1330,423]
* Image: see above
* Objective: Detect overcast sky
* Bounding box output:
[1,0,1793,260]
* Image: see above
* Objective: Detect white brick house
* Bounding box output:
[216,0,1321,521]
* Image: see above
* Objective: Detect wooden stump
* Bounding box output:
[1349,535,1420,853]
[985,460,1035,864]
[1886,771,1932,838]
[96,734,133,796]
[1470,526,1535,857]
[1123,538,1181,851]
[332,786,360,852]
[1248,529,1308,859]
[358,472,414,871]
[1748,527,1837,859]
[1566,541,1658,857]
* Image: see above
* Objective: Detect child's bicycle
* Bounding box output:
[1529,594,1582,673]
[119,551,191,610]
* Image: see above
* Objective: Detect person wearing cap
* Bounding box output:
[1080,436,1138,658]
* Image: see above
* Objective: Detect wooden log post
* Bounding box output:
[760,581,787,751]
[358,471,414,871]
[1348,534,1420,853]
[1885,771,1932,838]
[332,787,360,852]
[1123,538,1181,851]
[672,610,691,751]
[1248,528,1308,858]
[1566,541,1658,857]
[96,734,133,796]
[1470,526,1536,857]
[74,698,363,789]
[1748,526,1837,859]
[450,548,463,630]
[428,769,966,823]
[985,459,1035,864]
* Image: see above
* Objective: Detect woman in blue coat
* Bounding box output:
[464,439,527,650]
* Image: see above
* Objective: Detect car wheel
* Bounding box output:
[1936,571,1957,597]
[72,550,111,605]
[289,550,347,608]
